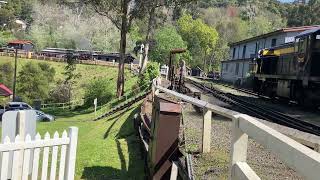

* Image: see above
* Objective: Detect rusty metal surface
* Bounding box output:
[159,102,181,113]
[148,96,182,179]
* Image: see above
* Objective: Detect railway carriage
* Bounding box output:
[254,28,320,106]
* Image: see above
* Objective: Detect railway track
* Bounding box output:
[196,77,265,98]
[188,79,320,136]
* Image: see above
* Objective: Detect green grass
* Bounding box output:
[0,56,145,179]
[38,102,145,179]
[0,56,138,102]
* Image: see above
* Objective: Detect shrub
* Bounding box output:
[0,62,14,88]
[138,62,160,90]
[49,83,71,103]
[84,78,114,107]
[17,62,55,103]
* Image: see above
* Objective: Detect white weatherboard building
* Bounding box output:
[220,25,320,86]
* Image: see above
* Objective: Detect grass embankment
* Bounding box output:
[0,56,145,179]
[0,56,137,102]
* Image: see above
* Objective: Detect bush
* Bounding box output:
[138,62,160,90]
[49,83,71,103]
[0,62,13,88]
[17,62,56,103]
[84,78,114,107]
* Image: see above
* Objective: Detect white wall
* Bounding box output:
[221,60,251,84]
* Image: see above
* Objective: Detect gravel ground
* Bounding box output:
[183,103,303,180]
[210,81,320,127]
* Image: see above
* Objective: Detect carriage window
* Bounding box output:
[316,35,320,40]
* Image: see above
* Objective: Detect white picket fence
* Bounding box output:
[0,127,78,180]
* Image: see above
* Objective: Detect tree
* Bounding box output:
[0,31,14,47]
[30,2,123,52]
[49,83,72,103]
[0,63,14,88]
[287,0,320,27]
[149,26,188,64]
[177,14,218,71]
[17,62,55,103]
[139,0,196,74]
[138,62,160,90]
[89,0,144,97]
[84,78,114,107]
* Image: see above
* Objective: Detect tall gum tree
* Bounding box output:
[88,0,144,97]
[139,0,196,74]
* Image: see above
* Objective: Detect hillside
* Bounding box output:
[0,56,137,103]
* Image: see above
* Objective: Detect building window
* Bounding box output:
[242,45,246,59]
[271,38,277,47]
[235,63,239,75]
[233,48,236,59]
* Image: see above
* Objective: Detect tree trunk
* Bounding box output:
[117,0,128,98]
[140,6,156,74]
[203,51,207,73]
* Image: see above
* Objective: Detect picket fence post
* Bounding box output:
[64,127,78,180]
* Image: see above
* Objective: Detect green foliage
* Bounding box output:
[49,83,71,103]
[0,62,13,88]
[0,0,34,30]
[177,14,219,71]
[287,0,320,27]
[17,62,56,103]
[138,62,160,90]
[63,55,80,84]
[84,78,114,107]
[38,62,56,82]
[150,26,188,64]
[0,31,14,47]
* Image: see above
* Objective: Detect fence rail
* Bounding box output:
[41,100,85,110]
[0,127,78,180]
[152,77,320,180]
[0,52,139,69]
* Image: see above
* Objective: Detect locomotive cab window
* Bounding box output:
[298,37,307,54]
[295,38,299,52]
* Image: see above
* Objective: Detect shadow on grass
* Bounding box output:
[103,106,135,139]
[81,105,145,179]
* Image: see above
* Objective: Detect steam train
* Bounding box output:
[253,28,320,107]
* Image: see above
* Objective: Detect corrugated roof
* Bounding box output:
[230,25,320,46]
[0,83,12,97]
[296,27,320,38]
[8,40,33,45]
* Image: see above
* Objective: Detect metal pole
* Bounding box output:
[12,48,18,101]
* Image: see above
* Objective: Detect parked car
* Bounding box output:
[6,102,32,111]
[35,110,55,122]
[0,105,5,121]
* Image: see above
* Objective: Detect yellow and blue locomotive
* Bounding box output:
[254,28,320,107]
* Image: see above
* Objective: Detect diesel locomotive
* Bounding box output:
[253,28,320,107]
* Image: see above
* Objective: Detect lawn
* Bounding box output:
[0,56,145,179]
[38,102,145,179]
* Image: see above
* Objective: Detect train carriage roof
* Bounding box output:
[296,28,320,38]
